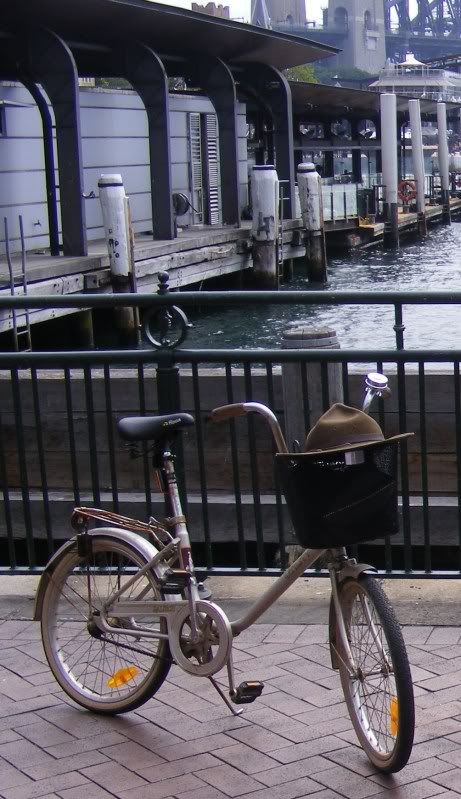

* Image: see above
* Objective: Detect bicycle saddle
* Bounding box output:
[117,413,195,442]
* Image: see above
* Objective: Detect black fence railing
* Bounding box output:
[3,286,461,576]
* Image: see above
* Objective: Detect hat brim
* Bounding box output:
[298,431,414,458]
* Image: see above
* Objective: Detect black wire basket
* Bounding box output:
[275,443,399,548]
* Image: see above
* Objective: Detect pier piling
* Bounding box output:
[251,165,279,289]
[380,94,399,249]
[98,174,137,341]
[408,99,427,237]
[297,163,327,285]
[437,103,451,225]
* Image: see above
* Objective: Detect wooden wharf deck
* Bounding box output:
[0,200,460,334]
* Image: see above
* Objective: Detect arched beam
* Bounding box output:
[124,44,174,240]
[22,81,60,256]
[190,57,240,227]
[234,64,295,218]
[25,28,86,256]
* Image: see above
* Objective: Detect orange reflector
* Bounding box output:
[390,696,399,736]
[107,666,139,689]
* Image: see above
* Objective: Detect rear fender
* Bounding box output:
[328,562,377,669]
[33,527,172,621]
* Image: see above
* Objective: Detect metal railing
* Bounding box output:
[3,287,461,576]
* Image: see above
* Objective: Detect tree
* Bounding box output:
[284,64,318,83]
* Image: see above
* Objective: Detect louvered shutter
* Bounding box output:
[204,113,220,225]
[188,112,203,224]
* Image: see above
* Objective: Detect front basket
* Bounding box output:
[275,443,399,548]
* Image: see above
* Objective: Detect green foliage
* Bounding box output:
[284,64,318,83]
[315,65,375,83]
[95,77,132,89]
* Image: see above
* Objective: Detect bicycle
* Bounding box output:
[34,372,415,774]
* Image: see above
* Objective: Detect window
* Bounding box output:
[0,106,6,137]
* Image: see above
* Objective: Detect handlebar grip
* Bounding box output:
[210,403,247,423]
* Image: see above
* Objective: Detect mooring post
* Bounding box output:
[437,102,451,225]
[251,165,279,289]
[380,93,399,248]
[408,99,427,237]
[98,174,137,342]
[297,163,328,285]
[281,326,343,451]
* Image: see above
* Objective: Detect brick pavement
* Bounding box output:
[3,619,461,798]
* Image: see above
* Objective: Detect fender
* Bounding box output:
[33,527,174,621]
[328,562,377,670]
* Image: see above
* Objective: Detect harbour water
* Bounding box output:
[187,222,461,351]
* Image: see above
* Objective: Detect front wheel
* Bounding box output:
[335,574,414,773]
[41,536,172,714]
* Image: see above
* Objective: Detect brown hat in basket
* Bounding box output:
[304,403,412,456]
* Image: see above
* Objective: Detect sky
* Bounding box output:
[150,0,280,24]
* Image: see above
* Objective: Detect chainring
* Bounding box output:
[169,600,232,677]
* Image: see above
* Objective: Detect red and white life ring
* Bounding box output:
[398,180,417,204]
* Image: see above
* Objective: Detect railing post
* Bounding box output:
[154,272,187,508]
[281,326,343,451]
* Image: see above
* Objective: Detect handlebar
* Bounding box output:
[210,373,390,454]
[210,402,289,454]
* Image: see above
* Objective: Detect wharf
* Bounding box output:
[0,200,460,334]
[359,197,461,243]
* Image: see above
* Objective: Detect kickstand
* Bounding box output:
[208,676,243,716]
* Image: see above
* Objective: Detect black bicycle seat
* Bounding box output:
[117,413,195,442]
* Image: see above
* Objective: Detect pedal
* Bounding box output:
[231,681,264,705]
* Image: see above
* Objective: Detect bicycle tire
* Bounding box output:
[41,536,171,714]
[335,574,414,773]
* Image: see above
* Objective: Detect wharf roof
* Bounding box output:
[289,81,458,119]
[0,0,337,70]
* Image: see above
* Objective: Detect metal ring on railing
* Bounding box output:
[143,305,192,350]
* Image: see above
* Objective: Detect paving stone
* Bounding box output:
[18,721,75,748]
[211,743,278,774]
[264,625,306,644]
[118,773,206,799]
[312,764,386,798]
[80,762,148,793]
[268,734,350,763]
[253,755,334,787]
[100,741,165,770]
[45,733,129,759]
[0,739,55,769]
[154,734,235,762]
[1,772,90,799]
[136,752,219,782]
[371,757,456,787]
[370,782,447,799]
[22,752,110,780]
[57,787,117,799]
[225,726,294,753]
[193,763,266,797]
[0,763,34,790]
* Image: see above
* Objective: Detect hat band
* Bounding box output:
[307,431,384,452]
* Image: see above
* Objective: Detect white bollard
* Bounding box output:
[437,102,451,224]
[251,165,279,289]
[98,174,131,283]
[98,174,137,341]
[380,93,399,248]
[408,99,427,236]
[297,163,327,284]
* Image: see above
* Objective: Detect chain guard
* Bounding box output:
[169,600,232,677]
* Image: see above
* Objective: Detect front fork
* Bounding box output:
[328,557,377,675]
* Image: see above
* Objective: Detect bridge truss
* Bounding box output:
[385,0,461,36]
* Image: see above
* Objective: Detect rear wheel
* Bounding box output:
[335,574,414,773]
[41,536,171,714]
